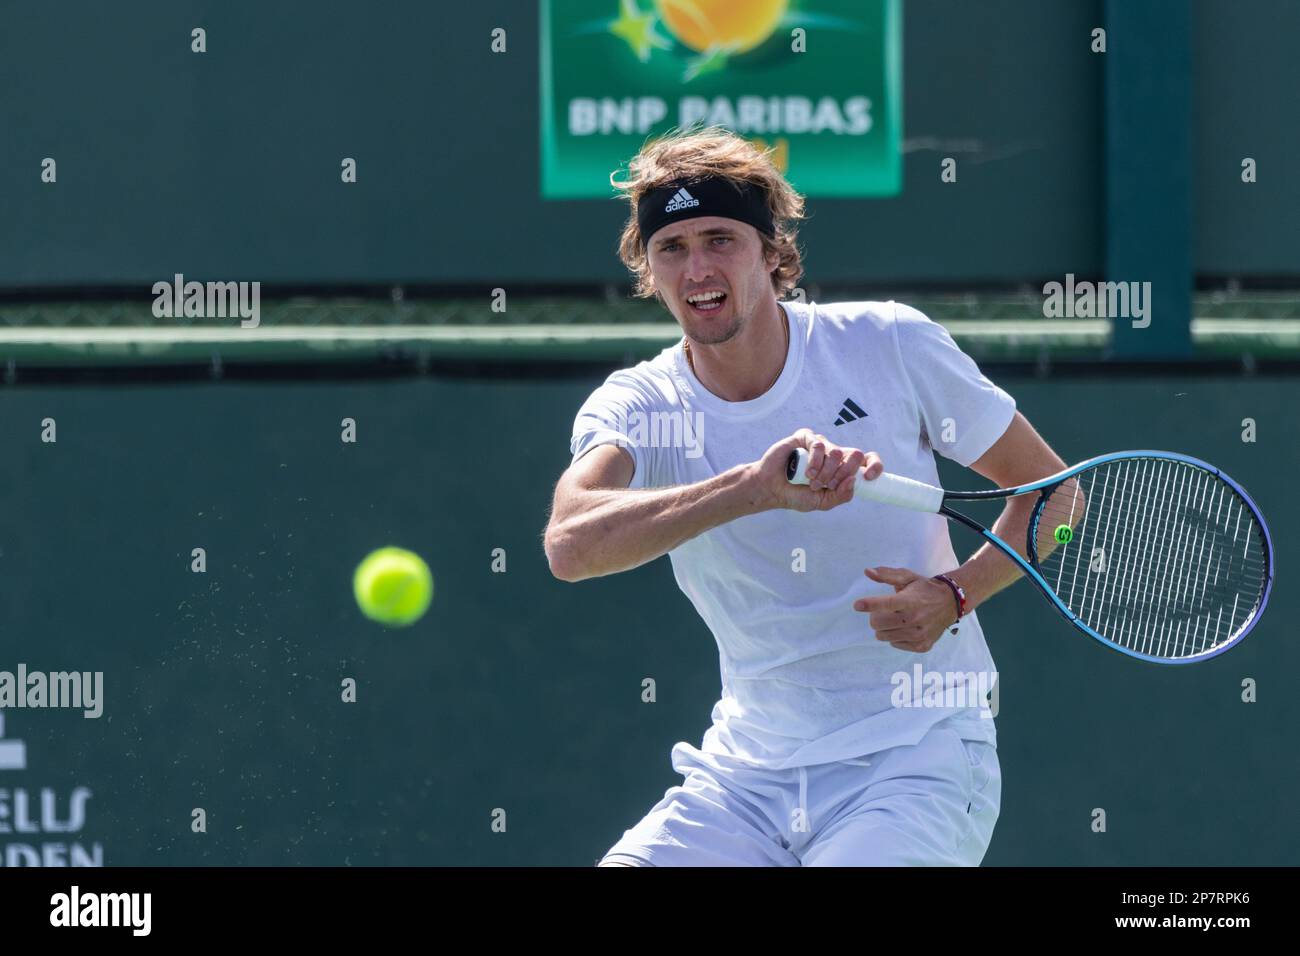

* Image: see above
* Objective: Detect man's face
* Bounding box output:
[645,216,778,346]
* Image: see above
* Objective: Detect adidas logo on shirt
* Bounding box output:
[833,397,868,426]
[665,188,700,212]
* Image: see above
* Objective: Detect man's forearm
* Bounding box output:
[947,498,1037,612]
[547,464,767,581]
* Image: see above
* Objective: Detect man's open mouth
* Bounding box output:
[686,291,727,315]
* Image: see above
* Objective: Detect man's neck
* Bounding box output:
[686,298,788,403]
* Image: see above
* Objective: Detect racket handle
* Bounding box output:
[785,447,944,513]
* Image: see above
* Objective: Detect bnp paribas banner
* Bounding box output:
[541,0,901,198]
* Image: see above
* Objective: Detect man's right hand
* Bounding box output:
[748,428,884,513]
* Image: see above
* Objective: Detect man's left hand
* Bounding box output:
[853,566,960,653]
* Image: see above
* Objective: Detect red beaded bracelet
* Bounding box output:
[932,573,968,625]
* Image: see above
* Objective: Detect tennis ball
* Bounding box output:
[353,547,433,627]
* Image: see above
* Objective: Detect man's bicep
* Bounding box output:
[968,411,1066,488]
[546,444,634,542]
[544,444,637,580]
[566,442,636,492]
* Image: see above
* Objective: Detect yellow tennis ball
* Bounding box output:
[353,547,433,627]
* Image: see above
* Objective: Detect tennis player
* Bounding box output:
[544,126,1067,866]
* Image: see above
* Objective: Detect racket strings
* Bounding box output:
[1065,470,1267,657]
[1047,465,1266,657]
[1032,457,1268,659]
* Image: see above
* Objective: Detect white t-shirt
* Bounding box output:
[569,300,1017,770]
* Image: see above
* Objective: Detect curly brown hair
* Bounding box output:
[610,126,807,301]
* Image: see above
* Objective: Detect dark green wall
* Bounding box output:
[4,0,1104,287]
[6,1,1297,290]
[1193,0,1300,275]
[0,370,1293,865]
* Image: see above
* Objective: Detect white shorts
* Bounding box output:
[600,718,1001,866]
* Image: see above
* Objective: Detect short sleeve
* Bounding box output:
[569,369,664,489]
[893,302,1017,467]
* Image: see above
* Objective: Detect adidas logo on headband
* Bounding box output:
[664,188,700,213]
[638,177,774,243]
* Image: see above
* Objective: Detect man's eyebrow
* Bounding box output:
[655,227,737,247]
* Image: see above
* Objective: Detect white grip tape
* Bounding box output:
[789,447,944,513]
[852,470,944,512]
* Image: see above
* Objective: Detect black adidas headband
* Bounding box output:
[637,177,775,246]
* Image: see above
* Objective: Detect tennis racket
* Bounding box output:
[786,448,1273,664]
